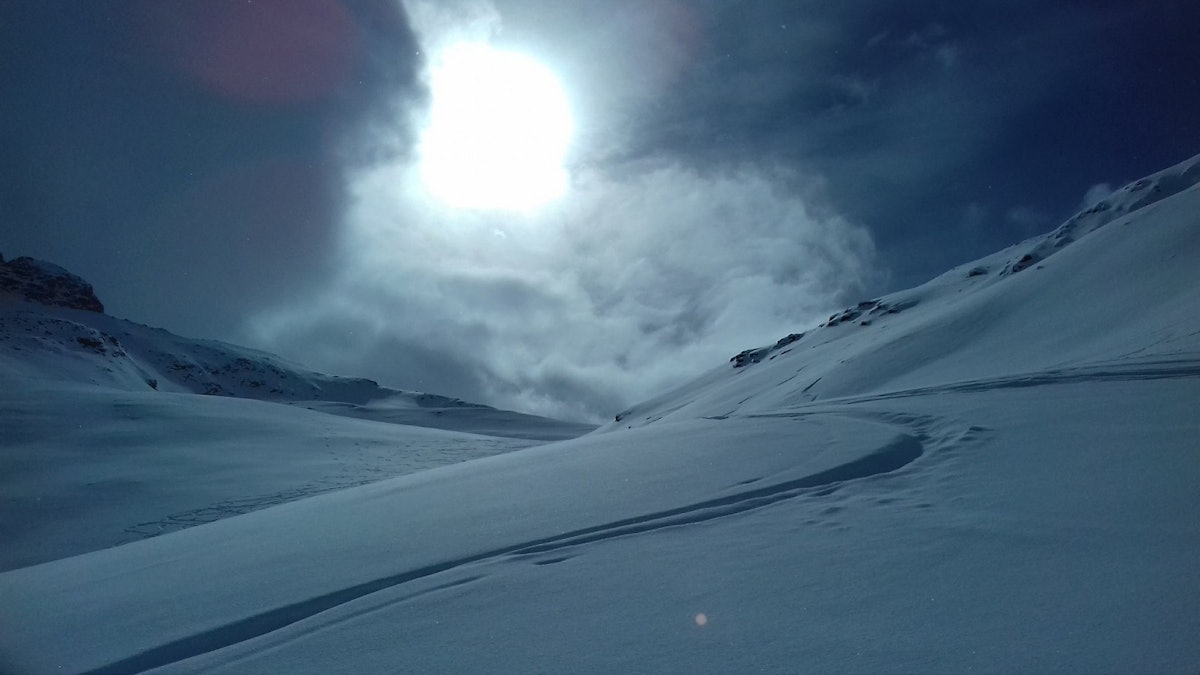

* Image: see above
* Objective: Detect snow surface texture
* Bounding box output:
[1,154,1199,673]
[0,382,546,571]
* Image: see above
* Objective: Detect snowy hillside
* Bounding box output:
[1,154,1198,673]
[611,152,1200,428]
[0,263,593,440]
[0,260,593,570]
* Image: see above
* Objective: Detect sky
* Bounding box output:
[2,0,1198,421]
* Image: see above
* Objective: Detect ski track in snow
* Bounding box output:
[91,410,986,674]
[771,354,1200,408]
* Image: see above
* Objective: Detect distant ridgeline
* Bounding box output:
[0,254,105,313]
[0,253,598,440]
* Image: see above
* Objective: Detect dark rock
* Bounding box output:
[731,346,771,368]
[774,333,804,349]
[0,257,105,312]
[76,336,104,351]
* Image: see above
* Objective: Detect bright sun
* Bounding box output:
[418,43,573,211]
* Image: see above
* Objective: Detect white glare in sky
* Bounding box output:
[418,42,573,211]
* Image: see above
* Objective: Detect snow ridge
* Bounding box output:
[1002,152,1200,276]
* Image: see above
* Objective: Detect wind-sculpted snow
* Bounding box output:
[93,429,923,674]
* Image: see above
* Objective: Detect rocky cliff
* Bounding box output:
[0,255,105,313]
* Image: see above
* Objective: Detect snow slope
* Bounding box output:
[0,380,541,571]
[0,298,594,440]
[0,268,592,570]
[1,155,1198,673]
[611,152,1200,427]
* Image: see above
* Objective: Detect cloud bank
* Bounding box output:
[243,0,879,420]
[250,159,876,421]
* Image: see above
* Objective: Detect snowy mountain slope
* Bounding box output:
[0,260,590,570]
[148,384,1200,673]
[1,155,1198,673]
[0,380,540,572]
[3,376,1197,672]
[608,153,1200,429]
[0,274,594,440]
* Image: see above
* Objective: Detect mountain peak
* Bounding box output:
[0,255,105,313]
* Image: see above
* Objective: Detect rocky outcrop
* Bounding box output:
[0,255,105,313]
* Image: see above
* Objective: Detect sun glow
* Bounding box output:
[418,42,573,211]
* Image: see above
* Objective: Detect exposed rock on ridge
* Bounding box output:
[0,255,105,313]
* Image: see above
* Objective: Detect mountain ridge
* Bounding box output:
[0,254,105,312]
[0,264,594,440]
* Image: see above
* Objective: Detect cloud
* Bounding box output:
[1080,183,1114,210]
[248,160,877,421]
[865,21,957,68]
[0,0,425,341]
[828,74,880,107]
[1004,206,1051,238]
[403,0,502,48]
[959,202,990,239]
[897,23,946,49]
[242,0,1195,422]
[934,44,959,69]
[237,0,876,421]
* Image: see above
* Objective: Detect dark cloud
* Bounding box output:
[251,160,876,421]
[518,0,1200,289]
[0,0,423,338]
